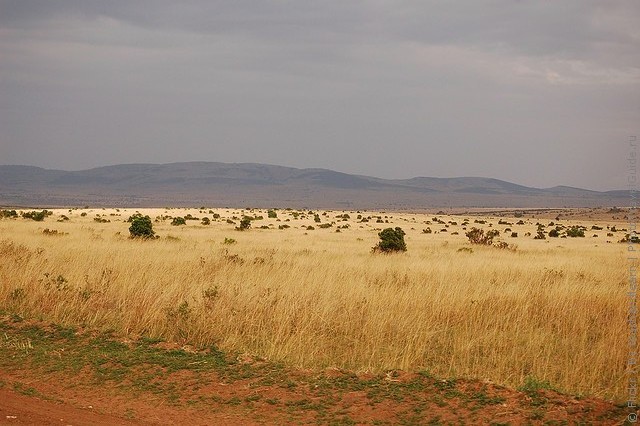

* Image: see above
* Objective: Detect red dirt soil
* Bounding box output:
[0,367,630,425]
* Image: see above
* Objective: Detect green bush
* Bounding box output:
[620,233,640,244]
[373,227,407,253]
[21,210,51,221]
[465,228,499,245]
[171,217,186,226]
[236,216,251,231]
[201,217,210,225]
[566,226,585,238]
[129,215,155,239]
[548,229,560,238]
[268,210,277,218]
[0,209,18,218]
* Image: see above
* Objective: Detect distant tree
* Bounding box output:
[171,217,186,226]
[373,227,407,253]
[22,210,51,221]
[236,216,252,231]
[465,227,499,245]
[129,215,155,239]
[566,226,585,238]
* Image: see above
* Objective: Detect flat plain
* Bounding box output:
[0,206,631,424]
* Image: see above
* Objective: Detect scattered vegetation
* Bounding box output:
[21,210,52,221]
[0,209,18,218]
[0,206,628,404]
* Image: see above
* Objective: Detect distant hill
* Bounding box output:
[0,162,627,209]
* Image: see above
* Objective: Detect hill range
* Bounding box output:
[0,162,627,209]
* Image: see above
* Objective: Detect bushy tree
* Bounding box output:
[0,209,18,218]
[171,217,186,226]
[566,226,585,238]
[22,210,51,221]
[465,227,499,245]
[236,216,252,231]
[373,227,407,253]
[129,215,155,239]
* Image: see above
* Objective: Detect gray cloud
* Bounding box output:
[0,0,638,190]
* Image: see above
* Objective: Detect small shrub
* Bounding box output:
[0,209,18,218]
[494,241,511,250]
[223,237,236,245]
[373,227,407,253]
[22,210,51,221]
[268,210,277,218]
[422,228,432,234]
[171,217,186,226]
[566,226,585,238]
[465,228,499,245]
[620,234,640,244]
[129,215,155,239]
[201,217,211,225]
[236,217,252,231]
[548,229,560,238]
[42,228,65,236]
[306,225,315,230]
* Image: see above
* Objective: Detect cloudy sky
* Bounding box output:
[0,1,638,190]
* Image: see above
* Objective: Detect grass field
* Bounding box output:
[0,206,631,401]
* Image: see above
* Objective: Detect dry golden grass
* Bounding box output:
[0,207,630,400]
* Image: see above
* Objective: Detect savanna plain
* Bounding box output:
[0,206,632,424]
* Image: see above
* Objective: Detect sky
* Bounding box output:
[0,1,638,190]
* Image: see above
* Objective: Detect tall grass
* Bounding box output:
[0,208,629,400]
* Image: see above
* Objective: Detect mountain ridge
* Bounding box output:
[0,162,627,209]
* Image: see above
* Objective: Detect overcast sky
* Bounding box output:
[0,1,638,190]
